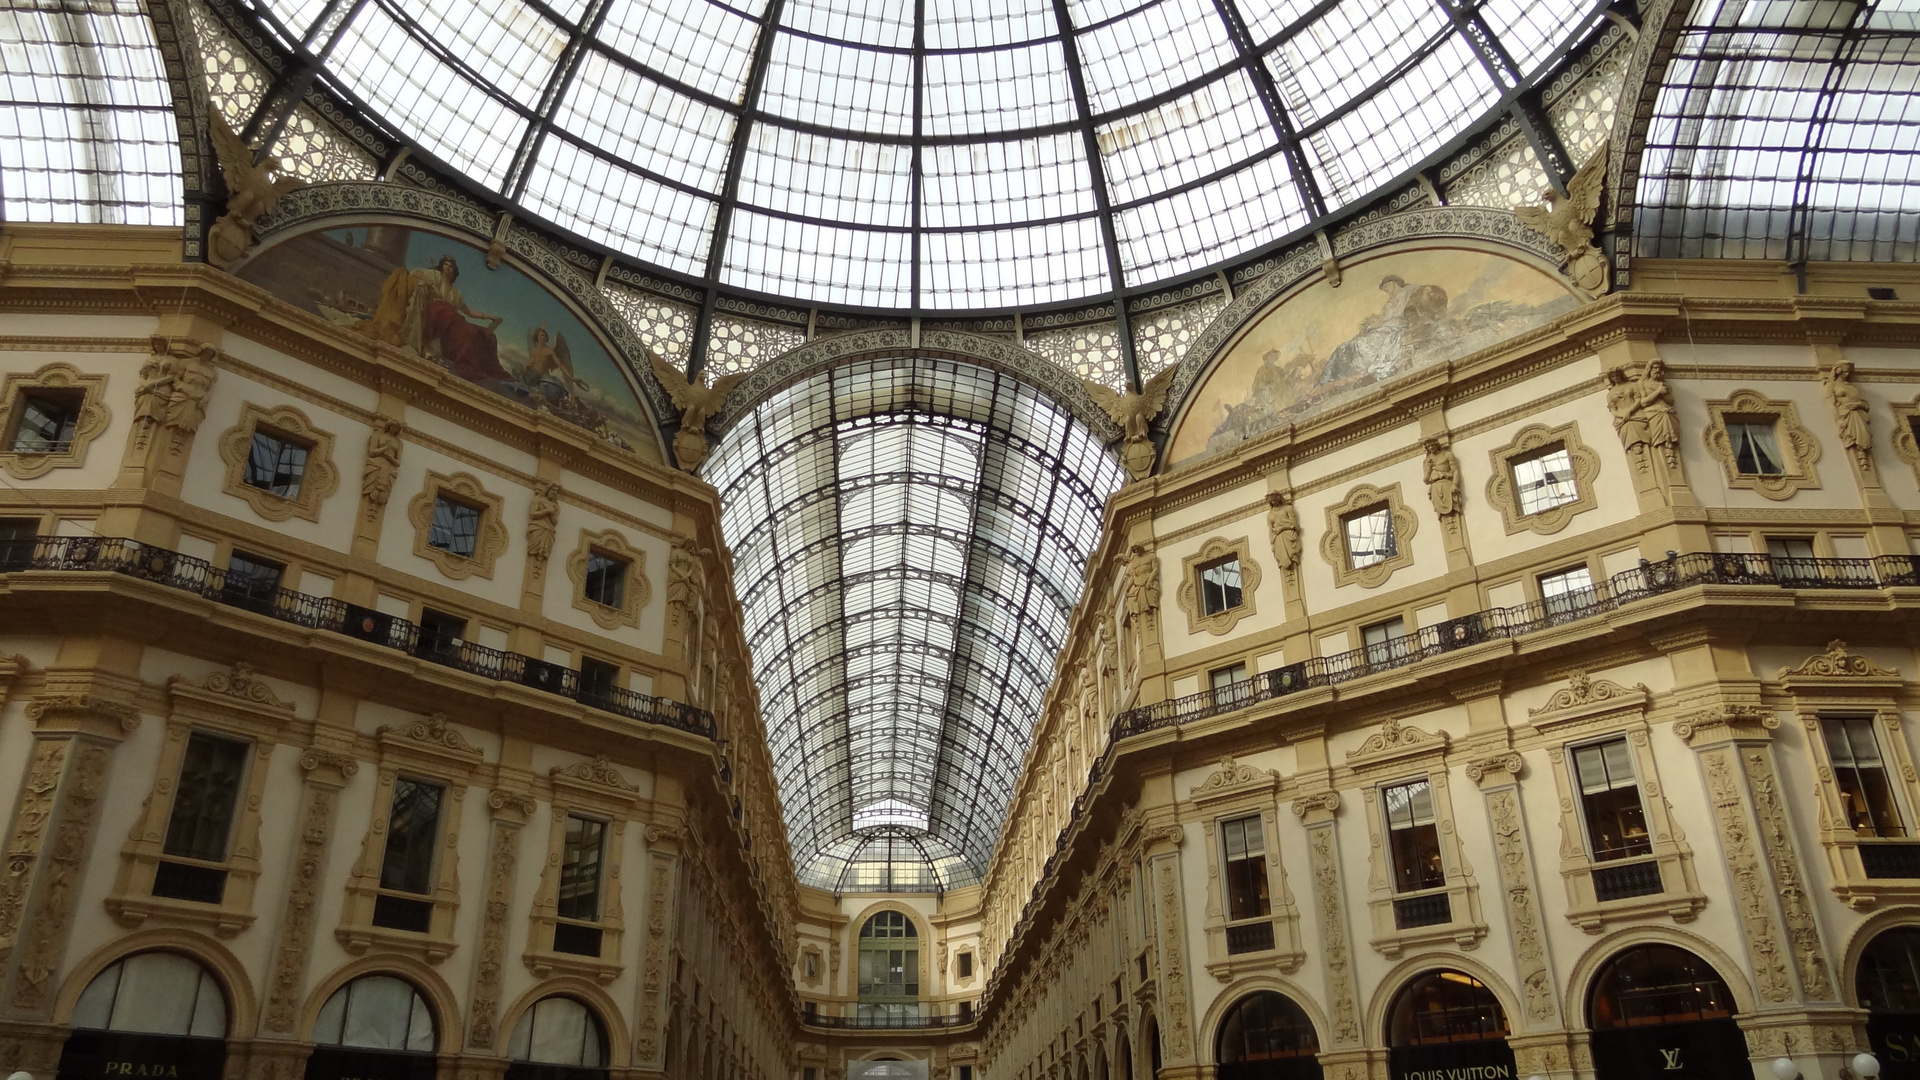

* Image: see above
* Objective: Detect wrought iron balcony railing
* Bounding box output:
[0,534,715,739]
[1114,551,1920,737]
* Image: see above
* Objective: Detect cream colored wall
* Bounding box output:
[2,347,144,495]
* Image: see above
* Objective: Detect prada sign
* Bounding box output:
[1388,1040,1517,1080]
[57,1032,226,1080]
[1589,1019,1749,1080]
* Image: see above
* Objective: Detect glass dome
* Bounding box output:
[241,0,1606,311]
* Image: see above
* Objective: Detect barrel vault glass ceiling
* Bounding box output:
[705,358,1124,891]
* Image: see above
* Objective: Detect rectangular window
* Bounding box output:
[584,551,628,608]
[1572,739,1653,861]
[379,777,445,895]
[429,496,481,557]
[1826,716,1905,837]
[1220,814,1271,920]
[1512,444,1578,515]
[416,607,467,658]
[1210,663,1250,708]
[1539,565,1595,617]
[803,1001,817,1022]
[1382,779,1445,892]
[578,657,620,705]
[1345,506,1396,569]
[958,951,973,978]
[1362,617,1409,666]
[223,551,283,612]
[162,732,250,862]
[960,1001,975,1022]
[242,428,309,498]
[558,814,607,921]
[1198,557,1243,615]
[0,517,38,570]
[9,389,83,452]
[1729,419,1786,475]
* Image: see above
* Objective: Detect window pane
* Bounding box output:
[1731,421,1785,474]
[243,429,308,498]
[1828,717,1905,837]
[1512,445,1576,515]
[558,815,606,920]
[12,392,81,451]
[584,551,626,607]
[1200,557,1243,614]
[1345,507,1395,568]
[163,733,250,861]
[429,497,482,556]
[380,778,444,894]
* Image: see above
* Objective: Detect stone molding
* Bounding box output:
[216,401,340,522]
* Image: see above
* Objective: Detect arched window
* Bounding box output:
[313,974,436,1051]
[62,952,230,1080]
[1590,944,1737,1028]
[1387,971,1508,1046]
[1859,928,1920,1080]
[508,997,609,1070]
[1147,1018,1162,1078]
[1217,991,1322,1080]
[1860,927,1920,1013]
[857,911,920,1021]
[72,952,228,1036]
[1586,945,1748,1080]
[1119,1031,1134,1080]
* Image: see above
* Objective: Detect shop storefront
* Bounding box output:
[58,953,229,1080]
[1586,944,1747,1080]
[1858,927,1920,1080]
[1385,971,1516,1080]
[1216,991,1324,1080]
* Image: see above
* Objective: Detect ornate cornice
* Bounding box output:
[168,662,295,713]
[1779,639,1900,681]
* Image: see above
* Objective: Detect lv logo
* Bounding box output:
[1659,1049,1685,1071]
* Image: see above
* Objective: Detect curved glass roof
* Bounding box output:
[705,357,1123,891]
[241,0,1606,310]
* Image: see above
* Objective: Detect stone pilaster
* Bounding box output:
[259,746,358,1034]
[0,693,137,1020]
[1292,792,1361,1049]
[466,788,535,1051]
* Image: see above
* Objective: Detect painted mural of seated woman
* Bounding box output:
[360,254,511,382]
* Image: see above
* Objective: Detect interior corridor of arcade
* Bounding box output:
[6,2,1920,1080]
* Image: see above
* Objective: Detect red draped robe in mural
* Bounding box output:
[362,265,511,381]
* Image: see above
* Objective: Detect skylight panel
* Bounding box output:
[1114,153,1306,281]
[556,53,736,191]
[1479,0,1600,75]
[1237,0,1332,46]
[722,210,913,307]
[758,32,913,134]
[922,221,1112,308]
[738,127,912,227]
[261,0,330,43]
[0,0,181,225]
[521,145,716,275]
[1075,0,1238,114]
[783,0,914,48]
[924,41,1078,135]
[401,0,564,105]
[1307,34,1498,208]
[328,3,525,189]
[1264,0,1445,124]
[1098,70,1278,206]
[925,0,1057,48]
[595,0,760,103]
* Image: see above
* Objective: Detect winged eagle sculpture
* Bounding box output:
[651,355,748,472]
[1513,140,1609,294]
[1084,365,1178,482]
[206,113,305,269]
